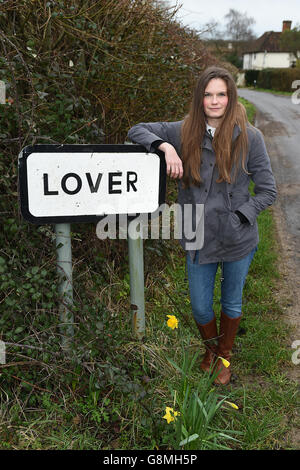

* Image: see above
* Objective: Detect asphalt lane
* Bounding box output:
[238,88,300,271]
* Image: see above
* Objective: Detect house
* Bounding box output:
[243,20,297,70]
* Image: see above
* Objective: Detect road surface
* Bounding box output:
[238,88,300,272]
[238,89,300,429]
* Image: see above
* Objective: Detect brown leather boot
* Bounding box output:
[195,316,218,373]
[214,311,242,385]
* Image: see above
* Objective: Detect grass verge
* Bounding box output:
[1,205,297,450]
[239,86,293,96]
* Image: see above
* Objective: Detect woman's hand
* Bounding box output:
[158,142,183,179]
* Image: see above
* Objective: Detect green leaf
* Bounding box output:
[165,356,186,376]
[179,433,199,447]
[15,326,24,334]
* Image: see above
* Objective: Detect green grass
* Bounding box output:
[1,203,297,450]
[239,86,293,96]
[238,96,256,123]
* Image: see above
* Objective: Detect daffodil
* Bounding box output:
[166,315,178,330]
[218,356,230,368]
[163,406,180,424]
[224,400,239,410]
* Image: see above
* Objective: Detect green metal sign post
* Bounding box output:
[55,223,74,352]
[128,227,145,339]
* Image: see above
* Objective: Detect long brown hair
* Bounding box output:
[181,66,249,188]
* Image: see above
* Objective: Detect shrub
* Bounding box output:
[257,68,299,92]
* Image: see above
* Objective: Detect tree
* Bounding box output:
[224,8,256,42]
[198,20,223,40]
[280,26,300,63]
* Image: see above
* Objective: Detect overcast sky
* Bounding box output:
[167,0,299,37]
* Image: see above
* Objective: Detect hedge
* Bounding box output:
[245,68,299,92]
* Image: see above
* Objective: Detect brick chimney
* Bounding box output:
[282,20,292,32]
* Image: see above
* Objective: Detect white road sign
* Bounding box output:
[19,145,166,223]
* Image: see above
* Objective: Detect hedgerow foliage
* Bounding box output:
[245,67,299,91]
[0,0,220,316]
[0,0,222,449]
[0,0,217,149]
[257,67,300,92]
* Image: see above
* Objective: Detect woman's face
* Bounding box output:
[203,78,229,122]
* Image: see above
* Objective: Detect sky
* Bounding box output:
[166,0,300,38]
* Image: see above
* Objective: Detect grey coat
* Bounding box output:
[127,120,277,263]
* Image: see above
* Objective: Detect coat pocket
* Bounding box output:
[217,211,245,246]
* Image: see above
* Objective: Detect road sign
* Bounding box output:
[18,144,166,224]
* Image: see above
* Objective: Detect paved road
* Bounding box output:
[238,89,300,447]
[238,88,300,271]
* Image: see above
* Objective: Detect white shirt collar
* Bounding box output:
[206,123,216,137]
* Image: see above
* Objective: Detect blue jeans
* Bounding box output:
[187,246,258,325]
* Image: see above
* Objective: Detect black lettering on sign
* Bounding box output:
[43,170,139,196]
[61,173,82,195]
[86,173,103,193]
[109,172,122,194]
[43,173,59,195]
[127,171,138,192]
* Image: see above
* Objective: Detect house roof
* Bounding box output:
[243,31,290,54]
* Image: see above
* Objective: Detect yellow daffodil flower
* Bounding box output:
[166,315,178,330]
[224,400,239,410]
[218,356,230,368]
[163,406,180,424]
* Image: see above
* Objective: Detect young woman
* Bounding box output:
[127,66,277,385]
